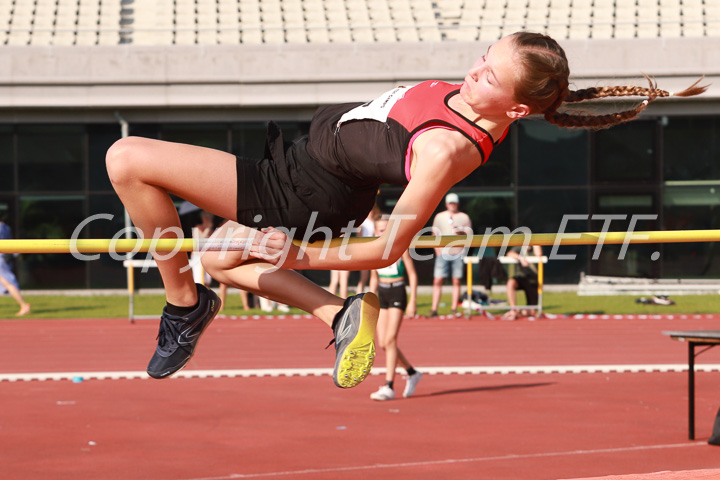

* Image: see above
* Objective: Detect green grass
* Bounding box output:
[1,290,718,320]
[539,292,720,315]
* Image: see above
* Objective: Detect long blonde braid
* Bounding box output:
[510,32,709,130]
[547,76,709,129]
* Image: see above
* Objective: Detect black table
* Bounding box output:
[663,330,720,440]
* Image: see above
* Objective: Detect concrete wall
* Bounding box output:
[0,37,717,119]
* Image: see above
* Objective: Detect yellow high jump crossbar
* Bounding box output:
[0,229,719,253]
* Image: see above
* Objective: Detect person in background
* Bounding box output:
[219,283,251,313]
[355,204,381,294]
[329,205,380,298]
[191,210,215,286]
[0,216,30,316]
[428,193,472,318]
[369,215,422,401]
[502,245,543,320]
[327,267,350,299]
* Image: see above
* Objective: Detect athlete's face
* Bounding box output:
[460,36,529,120]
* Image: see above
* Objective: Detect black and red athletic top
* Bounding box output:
[306,80,508,188]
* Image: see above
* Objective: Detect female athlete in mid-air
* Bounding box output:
[106,31,706,388]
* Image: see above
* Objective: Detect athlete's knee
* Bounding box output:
[200,251,243,280]
[200,252,222,278]
[105,136,149,187]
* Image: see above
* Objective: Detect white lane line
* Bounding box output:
[2,364,720,382]
[182,442,707,479]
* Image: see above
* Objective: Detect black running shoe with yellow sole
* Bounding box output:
[329,292,379,388]
[147,284,221,379]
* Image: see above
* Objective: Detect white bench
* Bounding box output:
[577,273,720,296]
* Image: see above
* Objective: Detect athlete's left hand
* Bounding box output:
[247,227,301,268]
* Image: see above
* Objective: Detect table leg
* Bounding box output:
[689,342,695,440]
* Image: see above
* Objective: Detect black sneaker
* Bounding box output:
[329,292,379,389]
[147,284,221,379]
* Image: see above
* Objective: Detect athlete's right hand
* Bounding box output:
[247,227,301,269]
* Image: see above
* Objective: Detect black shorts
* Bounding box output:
[377,281,408,310]
[514,276,539,306]
[235,122,378,242]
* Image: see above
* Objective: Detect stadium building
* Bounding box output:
[0,0,718,289]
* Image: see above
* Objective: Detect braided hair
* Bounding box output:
[510,32,709,129]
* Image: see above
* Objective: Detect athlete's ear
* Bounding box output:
[507,103,530,119]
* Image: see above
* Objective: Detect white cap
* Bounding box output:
[445,193,459,204]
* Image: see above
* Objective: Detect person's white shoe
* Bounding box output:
[370,385,395,401]
[403,371,423,398]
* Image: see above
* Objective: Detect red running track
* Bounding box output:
[2,313,720,479]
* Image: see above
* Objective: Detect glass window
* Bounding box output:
[128,124,159,139]
[590,191,660,278]
[86,194,165,288]
[0,197,15,231]
[89,124,123,191]
[0,126,13,192]
[463,192,515,278]
[230,121,310,160]
[231,123,268,159]
[17,195,87,289]
[594,120,656,183]
[662,186,720,278]
[663,116,720,181]
[17,125,85,192]
[517,120,588,186]
[160,124,229,151]
[518,188,589,283]
[456,125,513,188]
[463,191,514,231]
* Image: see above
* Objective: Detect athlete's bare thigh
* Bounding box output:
[113,136,238,221]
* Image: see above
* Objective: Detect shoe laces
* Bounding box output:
[156,315,181,352]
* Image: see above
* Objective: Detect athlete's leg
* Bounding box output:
[0,274,30,315]
[502,278,520,320]
[375,307,389,348]
[107,137,345,325]
[338,270,350,298]
[430,276,444,313]
[430,256,448,314]
[218,283,227,312]
[328,270,339,295]
[377,307,404,384]
[369,306,396,400]
[106,137,238,308]
[239,289,250,311]
[107,137,375,386]
[356,269,370,294]
[451,276,462,313]
[201,221,344,326]
[395,347,412,372]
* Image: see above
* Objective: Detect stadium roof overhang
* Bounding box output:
[0,36,717,120]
